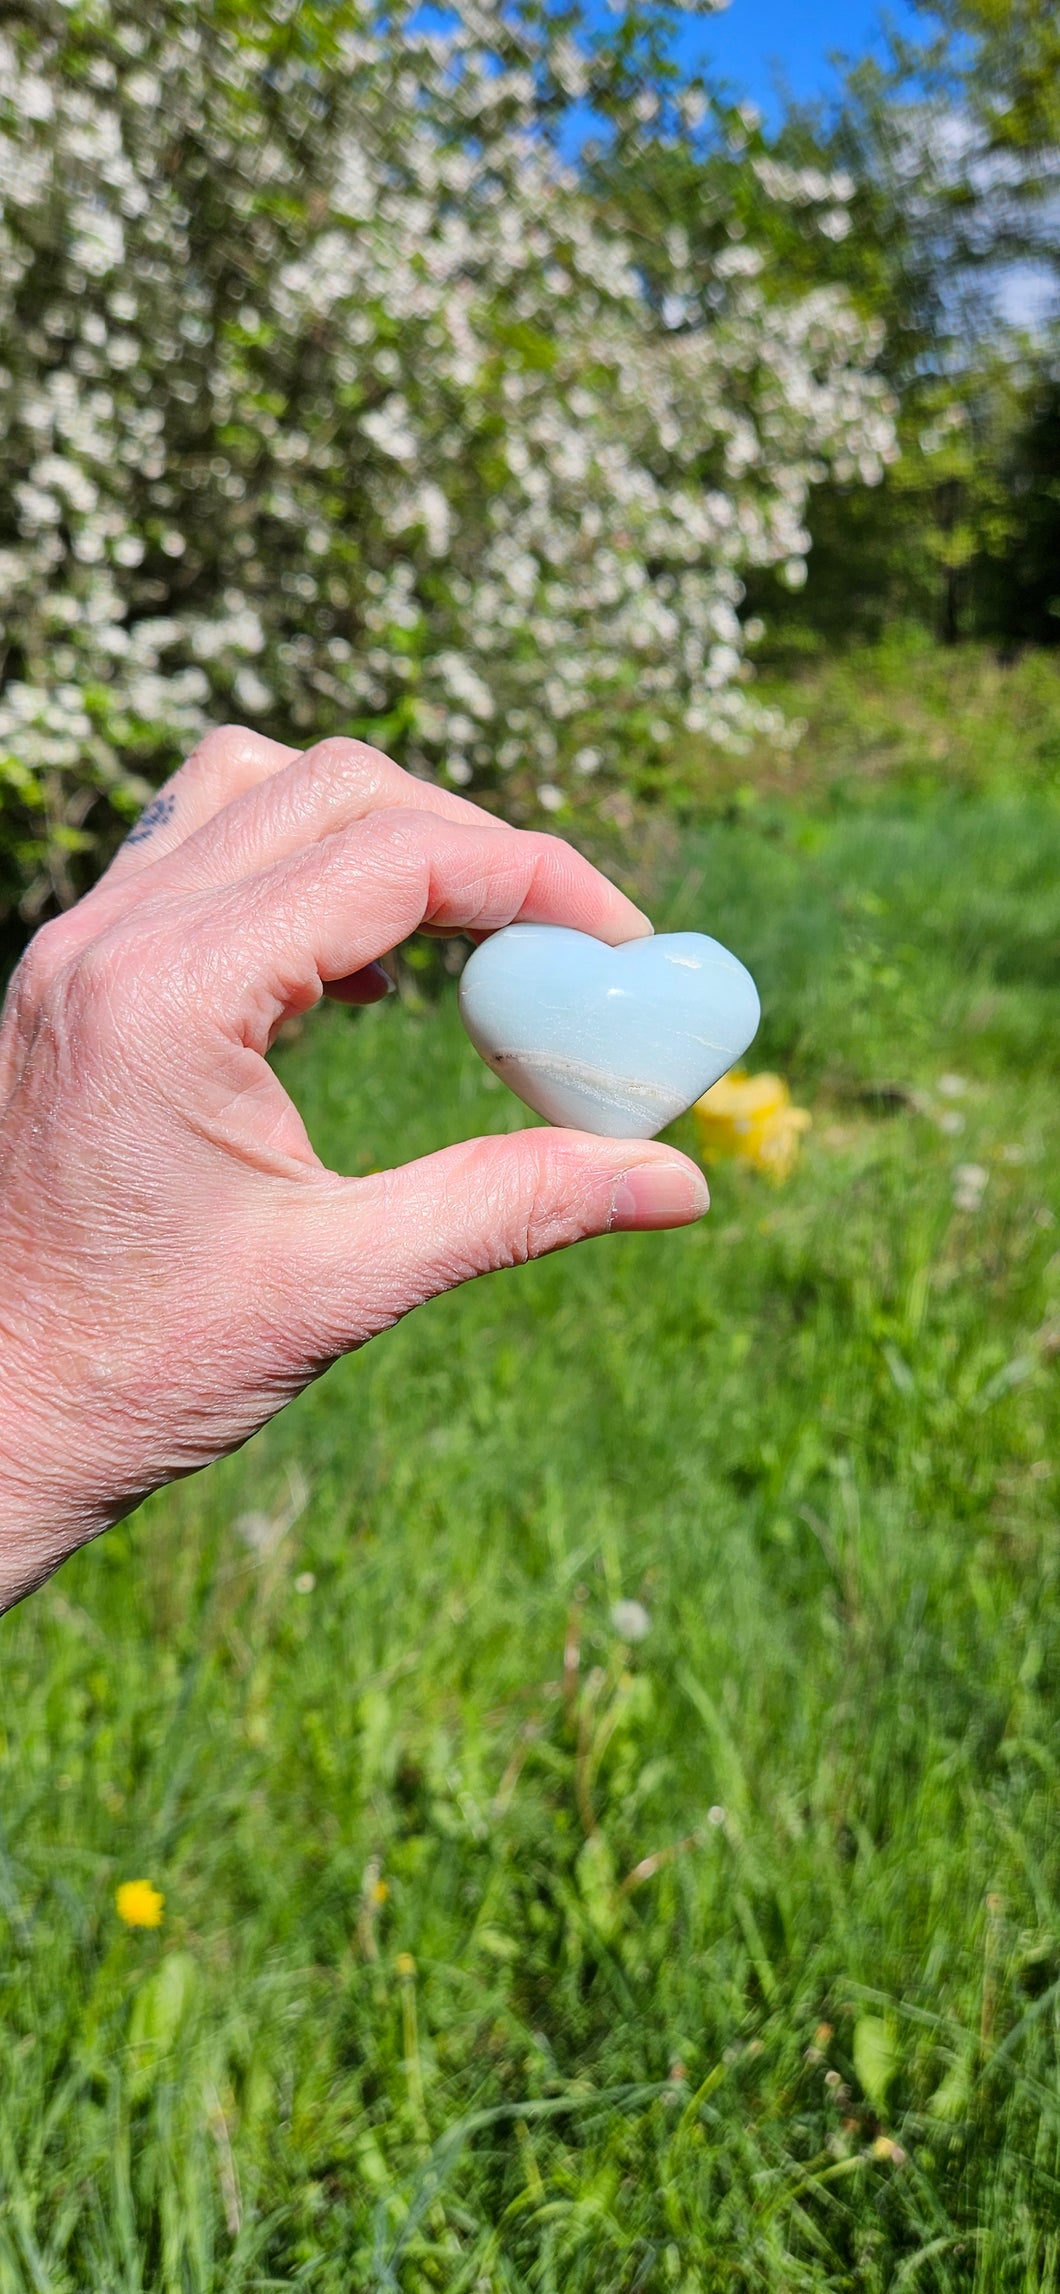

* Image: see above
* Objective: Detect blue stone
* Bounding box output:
[458,924,760,1138]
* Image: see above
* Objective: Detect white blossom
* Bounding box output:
[0,0,895,888]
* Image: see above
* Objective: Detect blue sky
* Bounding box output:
[664,0,923,123]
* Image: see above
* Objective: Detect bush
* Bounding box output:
[0,0,893,938]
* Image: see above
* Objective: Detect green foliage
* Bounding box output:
[852,2018,900,2117]
[899,0,1060,277]
[978,370,1060,644]
[616,630,1060,824]
[721,3,1060,651]
[0,0,890,946]
[2,0,1056,963]
[2,651,1058,2286]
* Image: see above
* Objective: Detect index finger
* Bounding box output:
[185,808,653,1043]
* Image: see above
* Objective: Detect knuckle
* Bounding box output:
[5,914,89,1046]
[355,804,423,861]
[11,916,77,1007]
[513,1143,572,1264]
[64,922,170,1047]
[531,827,576,868]
[4,919,146,1074]
[182,723,268,791]
[63,934,135,1026]
[303,735,400,798]
[193,722,257,760]
[520,1197,562,1265]
[363,799,412,832]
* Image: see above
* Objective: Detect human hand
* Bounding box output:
[0,728,708,1608]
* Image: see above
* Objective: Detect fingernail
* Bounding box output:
[608,1159,709,1232]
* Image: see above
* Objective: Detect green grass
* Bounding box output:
[2,646,1060,2290]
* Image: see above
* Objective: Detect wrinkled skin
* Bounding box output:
[0,728,708,1609]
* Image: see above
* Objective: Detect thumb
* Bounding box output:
[292,1130,709,1352]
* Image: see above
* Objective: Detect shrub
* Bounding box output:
[0,0,894,932]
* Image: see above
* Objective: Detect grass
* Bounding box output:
[1,642,1059,2290]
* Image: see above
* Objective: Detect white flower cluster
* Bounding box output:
[0,0,896,904]
[752,156,858,244]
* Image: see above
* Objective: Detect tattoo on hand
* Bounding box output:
[124,791,176,847]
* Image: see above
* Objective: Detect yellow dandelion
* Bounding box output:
[115,1879,165,1929]
[872,2134,907,2165]
[370,1878,390,1906]
[394,1950,417,1980]
[693,1069,811,1184]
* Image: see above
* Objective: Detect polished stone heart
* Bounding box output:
[458,924,760,1138]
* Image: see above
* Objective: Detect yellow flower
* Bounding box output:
[693,1069,811,1183]
[370,1878,389,1906]
[115,1879,165,1929]
[872,2134,907,2165]
[394,1950,417,1980]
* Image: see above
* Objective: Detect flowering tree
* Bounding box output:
[0,0,895,927]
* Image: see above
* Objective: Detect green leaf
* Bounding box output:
[127,1951,198,2093]
[852,2014,899,2112]
[927,2050,973,2123]
[576,1831,621,1942]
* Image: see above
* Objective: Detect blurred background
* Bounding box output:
[0,3,1058,2286]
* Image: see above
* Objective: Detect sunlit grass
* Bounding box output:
[1,653,1058,2289]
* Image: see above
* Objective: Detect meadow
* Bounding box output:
[1,639,1058,2291]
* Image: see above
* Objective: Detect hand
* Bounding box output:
[0,727,708,1608]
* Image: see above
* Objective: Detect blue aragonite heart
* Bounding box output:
[458,925,760,1139]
